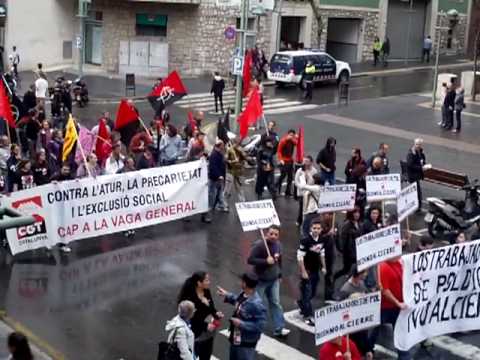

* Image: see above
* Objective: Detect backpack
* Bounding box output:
[157,328,181,360]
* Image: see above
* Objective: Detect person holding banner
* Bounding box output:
[296,218,328,326]
[318,336,362,360]
[255,138,277,200]
[406,138,428,208]
[333,207,362,286]
[344,148,367,190]
[370,256,411,360]
[247,225,290,337]
[367,143,390,175]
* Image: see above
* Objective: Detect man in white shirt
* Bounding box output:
[105,142,125,175]
[35,75,49,108]
[294,155,317,229]
[9,46,20,77]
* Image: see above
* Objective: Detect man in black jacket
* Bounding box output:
[247,225,290,337]
[255,138,276,200]
[210,72,225,114]
[406,138,427,208]
[316,137,336,185]
[208,140,228,217]
[443,85,456,130]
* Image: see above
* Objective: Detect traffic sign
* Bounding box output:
[75,35,83,49]
[232,56,244,76]
[224,26,236,40]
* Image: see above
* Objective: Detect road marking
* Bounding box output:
[175,94,236,105]
[283,310,397,359]
[307,113,480,155]
[265,104,318,114]
[220,329,315,360]
[181,90,235,100]
[430,335,480,360]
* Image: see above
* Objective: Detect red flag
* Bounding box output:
[187,111,197,132]
[0,82,16,128]
[115,99,139,130]
[237,89,263,139]
[148,71,188,112]
[242,50,253,98]
[296,126,305,163]
[95,120,112,166]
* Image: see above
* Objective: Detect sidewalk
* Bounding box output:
[16,54,473,100]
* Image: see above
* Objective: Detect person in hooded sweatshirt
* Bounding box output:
[210,71,225,114]
[165,300,196,360]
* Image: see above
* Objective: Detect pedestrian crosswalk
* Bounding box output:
[175,90,319,115]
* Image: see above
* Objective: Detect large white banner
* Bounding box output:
[366,174,401,202]
[395,239,480,350]
[356,224,402,271]
[3,161,208,255]
[235,200,280,232]
[397,182,419,222]
[314,292,381,345]
[317,184,357,214]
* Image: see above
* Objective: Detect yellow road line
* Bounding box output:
[0,312,66,360]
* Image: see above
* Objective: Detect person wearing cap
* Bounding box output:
[105,142,125,175]
[406,138,428,208]
[217,273,267,360]
[247,224,290,337]
[303,60,316,102]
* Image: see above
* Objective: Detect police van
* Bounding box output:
[267,50,351,87]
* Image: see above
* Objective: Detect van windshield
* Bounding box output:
[270,54,292,73]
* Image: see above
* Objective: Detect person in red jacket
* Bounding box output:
[319,336,361,360]
[275,129,297,197]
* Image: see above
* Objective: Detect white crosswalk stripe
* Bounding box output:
[219,329,315,360]
[175,92,318,115]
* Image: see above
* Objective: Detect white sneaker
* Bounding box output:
[60,245,71,253]
[274,328,290,337]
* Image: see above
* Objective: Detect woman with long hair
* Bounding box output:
[177,272,223,360]
[8,332,33,360]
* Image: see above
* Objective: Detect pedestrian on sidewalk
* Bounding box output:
[7,332,33,360]
[247,224,290,337]
[217,273,267,360]
[303,60,316,102]
[316,137,336,185]
[177,272,223,360]
[255,138,277,200]
[381,37,390,67]
[8,45,20,78]
[211,71,225,114]
[443,84,456,130]
[373,37,381,66]
[453,87,465,133]
[438,82,448,127]
[422,35,433,63]
[276,129,297,197]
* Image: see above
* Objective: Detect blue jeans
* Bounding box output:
[320,170,335,185]
[229,345,256,360]
[256,279,285,332]
[208,179,227,210]
[298,271,319,318]
[370,308,411,360]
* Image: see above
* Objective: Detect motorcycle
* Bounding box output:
[72,77,89,107]
[424,180,480,238]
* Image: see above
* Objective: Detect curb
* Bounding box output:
[0,311,64,360]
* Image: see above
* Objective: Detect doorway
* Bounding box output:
[280,16,305,50]
[85,12,103,65]
[326,18,361,63]
[386,0,428,60]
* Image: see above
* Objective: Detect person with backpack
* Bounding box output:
[164,300,196,360]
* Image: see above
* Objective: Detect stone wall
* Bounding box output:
[318,7,380,61]
[92,0,274,76]
[435,13,468,55]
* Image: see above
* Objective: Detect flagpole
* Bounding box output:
[5,123,10,144]
[137,116,152,140]
[77,136,92,178]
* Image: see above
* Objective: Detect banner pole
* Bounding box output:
[77,134,92,178]
[263,114,269,136]
[346,333,351,353]
[331,212,336,231]
[382,200,386,223]
[5,124,11,144]
[259,228,272,258]
[137,116,153,140]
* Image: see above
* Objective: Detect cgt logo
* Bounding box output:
[11,196,47,239]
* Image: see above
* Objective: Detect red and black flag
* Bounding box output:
[148,71,187,114]
[115,99,140,147]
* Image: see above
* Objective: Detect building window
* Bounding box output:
[236,17,256,31]
[136,14,168,37]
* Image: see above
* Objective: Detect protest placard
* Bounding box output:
[314,292,381,345]
[394,239,480,350]
[366,174,401,202]
[356,224,402,271]
[4,160,208,255]
[235,199,280,232]
[397,182,419,222]
[317,184,357,214]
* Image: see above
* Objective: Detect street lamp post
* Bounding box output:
[473,28,480,101]
[233,0,250,132]
[431,11,450,108]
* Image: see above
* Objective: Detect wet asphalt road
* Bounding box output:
[2,66,480,360]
